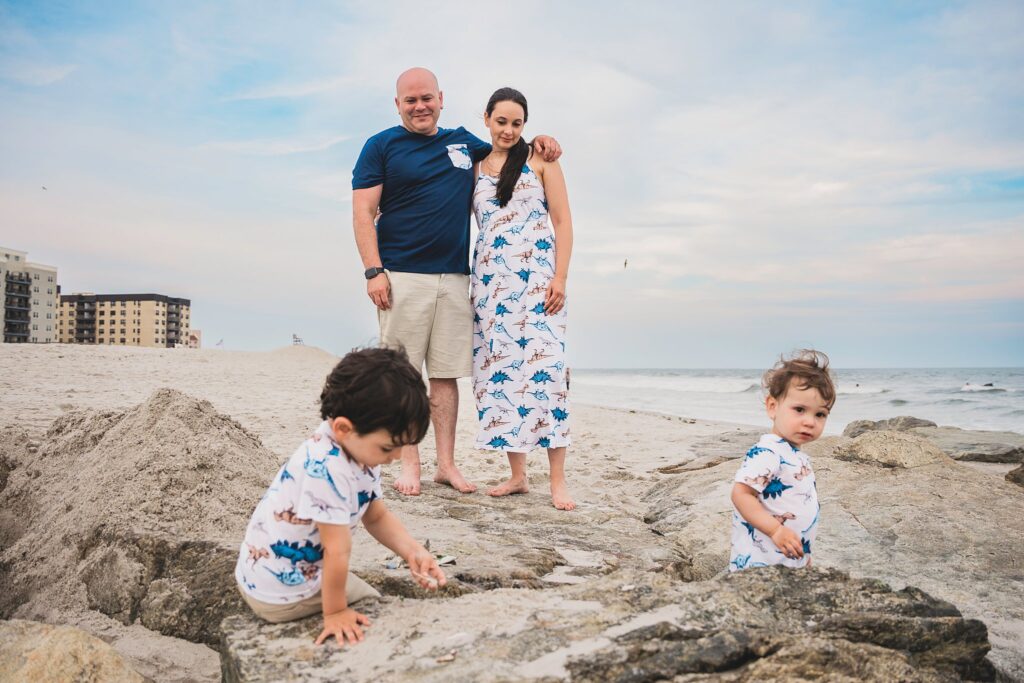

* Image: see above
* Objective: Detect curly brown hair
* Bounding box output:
[763,349,836,409]
[319,347,430,446]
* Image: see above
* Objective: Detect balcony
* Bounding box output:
[6,289,29,299]
[4,303,30,311]
[4,273,31,284]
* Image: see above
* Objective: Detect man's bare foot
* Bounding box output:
[393,461,421,496]
[487,477,529,497]
[550,480,575,510]
[435,467,477,494]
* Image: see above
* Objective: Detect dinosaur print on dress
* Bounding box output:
[471,164,570,453]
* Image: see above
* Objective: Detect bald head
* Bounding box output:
[394,67,443,135]
[396,67,439,95]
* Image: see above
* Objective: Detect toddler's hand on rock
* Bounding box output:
[770,525,804,559]
[315,607,370,646]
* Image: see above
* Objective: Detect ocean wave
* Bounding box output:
[837,386,890,395]
[889,399,909,406]
[960,384,1007,393]
[571,374,762,394]
[938,398,973,405]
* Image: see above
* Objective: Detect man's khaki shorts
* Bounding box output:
[239,572,380,624]
[379,271,473,379]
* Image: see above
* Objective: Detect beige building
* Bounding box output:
[58,293,191,348]
[1,247,59,344]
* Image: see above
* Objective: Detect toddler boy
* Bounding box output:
[235,347,445,645]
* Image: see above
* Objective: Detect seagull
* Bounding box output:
[624,258,628,268]
[42,186,47,191]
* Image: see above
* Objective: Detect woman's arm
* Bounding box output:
[535,158,573,314]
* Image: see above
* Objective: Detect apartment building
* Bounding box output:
[1,247,59,344]
[57,293,191,348]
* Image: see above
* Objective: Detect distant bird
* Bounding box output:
[623,258,628,269]
[41,186,47,191]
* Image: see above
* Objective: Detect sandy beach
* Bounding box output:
[1,344,1022,681]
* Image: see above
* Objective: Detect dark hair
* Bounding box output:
[763,349,836,409]
[485,87,531,208]
[320,347,430,446]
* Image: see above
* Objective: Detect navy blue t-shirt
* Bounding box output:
[352,126,491,274]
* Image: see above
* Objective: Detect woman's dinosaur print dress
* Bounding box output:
[471,163,570,452]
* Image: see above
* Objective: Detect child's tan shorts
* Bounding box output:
[239,572,380,623]
[378,271,473,379]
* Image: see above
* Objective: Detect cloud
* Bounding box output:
[0,61,77,85]
[195,134,350,156]
[225,75,358,101]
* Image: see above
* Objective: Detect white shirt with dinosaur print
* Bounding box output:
[234,420,383,603]
[729,433,819,572]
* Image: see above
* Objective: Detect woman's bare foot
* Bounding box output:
[487,477,529,497]
[434,466,477,493]
[550,480,575,510]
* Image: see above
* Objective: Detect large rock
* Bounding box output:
[642,434,1024,679]
[0,389,279,649]
[0,618,145,682]
[843,416,937,438]
[1007,463,1024,489]
[220,566,992,682]
[909,426,1024,463]
[834,431,951,468]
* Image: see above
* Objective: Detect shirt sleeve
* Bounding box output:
[734,444,782,493]
[464,129,492,162]
[295,457,358,525]
[352,136,385,190]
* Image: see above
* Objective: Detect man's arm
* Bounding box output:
[530,135,562,162]
[353,185,390,310]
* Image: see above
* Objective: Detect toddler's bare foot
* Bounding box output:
[434,467,477,494]
[487,477,528,497]
[393,461,421,496]
[550,480,575,511]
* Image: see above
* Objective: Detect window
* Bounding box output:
[46,313,51,319]
[47,288,52,294]
[33,273,38,280]
[32,324,38,330]
[33,312,38,318]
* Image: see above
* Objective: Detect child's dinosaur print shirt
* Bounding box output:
[728,434,819,571]
[234,421,383,603]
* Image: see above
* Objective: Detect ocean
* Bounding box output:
[569,368,1024,435]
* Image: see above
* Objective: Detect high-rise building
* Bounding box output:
[1,247,59,344]
[57,293,191,348]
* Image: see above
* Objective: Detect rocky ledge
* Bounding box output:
[843,416,1024,463]
[220,566,993,682]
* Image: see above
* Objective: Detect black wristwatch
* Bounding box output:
[364,266,386,280]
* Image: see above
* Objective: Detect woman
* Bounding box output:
[471,87,575,511]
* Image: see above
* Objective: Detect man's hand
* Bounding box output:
[770,525,804,560]
[315,607,371,646]
[406,547,447,591]
[531,135,562,162]
[367,273,391,310]
[544,277,566,315]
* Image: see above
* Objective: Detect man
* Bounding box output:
[352,67,559,496]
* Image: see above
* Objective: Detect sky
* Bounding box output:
[1,0,1022,368]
